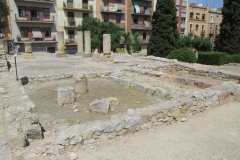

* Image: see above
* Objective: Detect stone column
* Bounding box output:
[76,31,84,56]
[74,78,88,94]
[56,31,67,57]
[103,34,111,55]
[24,42,35,59]
[83,31,92,58]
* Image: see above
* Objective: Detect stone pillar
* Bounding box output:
[56,31,67,57]
[103,34,111,55]
[24,42,35,59]
[76,31,84,56]
[74,78,88,94]
[83,31,92,58]
[54,86,75,105]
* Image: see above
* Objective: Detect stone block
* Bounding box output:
[74,78,88,94]
[54,86,75,105]
[131,82,152,93]
[89,98,110,114]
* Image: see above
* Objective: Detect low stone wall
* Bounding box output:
[56,81,239,147]
[143,56,240,81]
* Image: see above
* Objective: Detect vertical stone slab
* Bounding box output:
[74,78,88,94]
[83,31,92,57]
[56,31,67,57]
[24,42,35,59]
[103,34,111,55]
[76,31,84,56]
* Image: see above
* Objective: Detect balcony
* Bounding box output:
[139,38,150,44]
[14,0,53,4]
[65,39,77,46]
[131,22,152,30]
[17,36,56,43]
[114,23,125,29]
[63,2,93,12]
[209,30,214,35]
[131,8,153,16]
[63,20,82,29]
[188,30,194,36]
[101,5,125,14]
[15,14,55,23]
[201,30,206,35]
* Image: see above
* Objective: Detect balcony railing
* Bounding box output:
[101,5,125,13]
[15,14,55,23]
[209,30,214,35]
[18,36,56,42]
[140,38,149,44]
[188,29,194,35]
[132,8,153,16]
[64,20,82,27]
[201,30,206,34]
[115,23,125,29]
[131,22,152,30]
[65,39,77,45]
[63,2,93,10]
[15,0,53,3]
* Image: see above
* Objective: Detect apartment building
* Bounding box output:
[57,0,96,54]
[208,8,222,44]
[175,0,188,35]
[9,0,57,53]
[187,3,209,37]
[96,0,154,54]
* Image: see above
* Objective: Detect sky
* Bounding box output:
[189,0,223,9]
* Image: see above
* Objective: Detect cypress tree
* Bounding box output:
[215,0,240,54]
[148,0,179,57]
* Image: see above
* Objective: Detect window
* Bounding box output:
[216,25,218,31]
[202,14,205,20]
[196,24,199,30]
[190,24,192,29]
[31,8,39,21]
[45,28,51,37]
[83,13,88,18]
[18,7,26,17]
[68,30,74,40]
[116,0,121,3]
[202,25,204,31]
[104,0,108,6]
[182,7,186,13]
[43,8,50,18]
[181,17,186,24]
[196,13,200,19]
[180,28,185,34]
[134,16,138,24]
[190,12,194,19]
[104,14,109,22]
[176,6,179,11]
[143,32,147,40]
[210,15,214,23]
[116,15,121,23]
[20,27,28,37]
[143,3,148,10]
[144,17,148,21]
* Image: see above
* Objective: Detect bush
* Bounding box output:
[198,52,226,66]
[192,36,212,52]
[167,48,197,63]
[226,54,240,64]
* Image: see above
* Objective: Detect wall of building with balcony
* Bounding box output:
[9,0,57,43]
[96,0,127,30]
[57,0,95,46]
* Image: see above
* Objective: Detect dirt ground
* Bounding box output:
[76,102,240,160]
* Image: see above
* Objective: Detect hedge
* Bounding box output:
[167,48,197,63]
[198,52,226,66]
[226,54,240,64]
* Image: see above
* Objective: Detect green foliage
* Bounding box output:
[215,0,240,54]
[192,36,212,52]
[121,31,132,54]
[166,48,197,63]
[148,0,179,57]
[76,17,122,51]
[76,25,82,31]
[175,36,192,49]
[198,52,226,66]
[133,32,141,53]
[226,54,240,64]
[0,0,9,29]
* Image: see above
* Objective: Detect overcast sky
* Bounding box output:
[189,0,223,9]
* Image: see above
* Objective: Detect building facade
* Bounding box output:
[57,0,96,54]
[208,9,222,44]
[175,0,188,35]
[9,0,58,53]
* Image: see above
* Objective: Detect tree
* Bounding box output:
[215,0,240,54]
[133,32,141,53]
[175,36,192,49]
[0,0,9,29]
[77,17,122,52]
[121,31,132,54]
[148,0,179,57]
